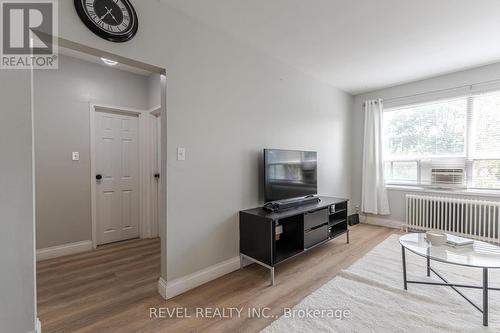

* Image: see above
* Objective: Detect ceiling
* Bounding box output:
[162,0,500,94]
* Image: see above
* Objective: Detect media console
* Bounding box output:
[239,196,349,285]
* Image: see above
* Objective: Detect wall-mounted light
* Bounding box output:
[101,57,118,66]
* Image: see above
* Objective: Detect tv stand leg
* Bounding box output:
[347,229,350,244]
[240,254,276,286]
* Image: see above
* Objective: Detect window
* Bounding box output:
[382,92,500,190]
[472,160,500,188]
[383,99,467,160]
[470,93,500,189]
[384,161,419,184]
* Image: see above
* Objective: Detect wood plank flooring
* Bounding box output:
[37,224,398,333]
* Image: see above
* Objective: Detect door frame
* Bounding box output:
[90,103,160,248]
[150,107,161,239]
[32,36,168,330]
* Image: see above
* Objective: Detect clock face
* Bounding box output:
[74,0,138,43]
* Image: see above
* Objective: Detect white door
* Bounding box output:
[95,111,139,245]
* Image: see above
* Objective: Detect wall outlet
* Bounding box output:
[72,152,80,161]
[177,147,186,161]
[355,205,360,213]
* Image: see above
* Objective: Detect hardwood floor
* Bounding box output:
[37,224,398,333]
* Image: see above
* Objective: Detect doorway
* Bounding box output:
[32,38,167,332]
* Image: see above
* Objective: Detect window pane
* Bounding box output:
[472,160,500,189]
[383,99,467,159]
[471,93,500,158]
[385,161,418,183]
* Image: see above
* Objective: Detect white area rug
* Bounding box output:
[262,234,500,332]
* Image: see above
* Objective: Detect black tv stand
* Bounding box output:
[239,196,349,285]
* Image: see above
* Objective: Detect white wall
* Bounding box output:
[34,54,151,249]
[147,73,161,110]
[2,3,354,330]
[351,62,500,224]
[51,1,353,282]
[0,71,35,333]
[166,73,351,279]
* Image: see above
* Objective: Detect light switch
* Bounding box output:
[72,152,80,161]
[177,147,186,161]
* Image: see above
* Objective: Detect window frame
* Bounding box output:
[384,160,421,185]
[382,93,500,191]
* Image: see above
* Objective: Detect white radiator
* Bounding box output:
[406,194,500,243]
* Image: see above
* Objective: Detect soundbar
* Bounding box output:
[263,196,321,212]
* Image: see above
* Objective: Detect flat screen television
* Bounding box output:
[264,149,317,202]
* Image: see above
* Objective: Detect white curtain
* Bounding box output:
[361,99,390,215]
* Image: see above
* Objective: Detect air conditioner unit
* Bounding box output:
[420,159,466,189]
[431,168,465,188]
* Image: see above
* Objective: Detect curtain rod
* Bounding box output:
[362,77,500,107]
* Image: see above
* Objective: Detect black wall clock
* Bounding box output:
[74,0,138,43]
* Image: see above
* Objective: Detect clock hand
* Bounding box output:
[109,11,119,24]
[102,6,119,24]
[100,7,113,20]
[100,11,110,20]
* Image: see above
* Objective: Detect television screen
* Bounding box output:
[264,149,317,202]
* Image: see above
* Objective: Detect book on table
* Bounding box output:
[446,234,474,247]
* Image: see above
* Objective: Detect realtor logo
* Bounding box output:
[1,0,58,69]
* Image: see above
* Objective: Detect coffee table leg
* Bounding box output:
[402,245,407,290]
[483,267,488,326]
[427,256,430,277]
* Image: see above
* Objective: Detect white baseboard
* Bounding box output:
[35,318,41,333]
[29,318,41,333]
[158,276,168,299]
[36,240,93,261]
[158,256,241,300]
[362,215,403,229]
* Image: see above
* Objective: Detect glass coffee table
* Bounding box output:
[400,233,500,326]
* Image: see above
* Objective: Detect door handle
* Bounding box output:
[154,173,160,179]
[96,174,102,180]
